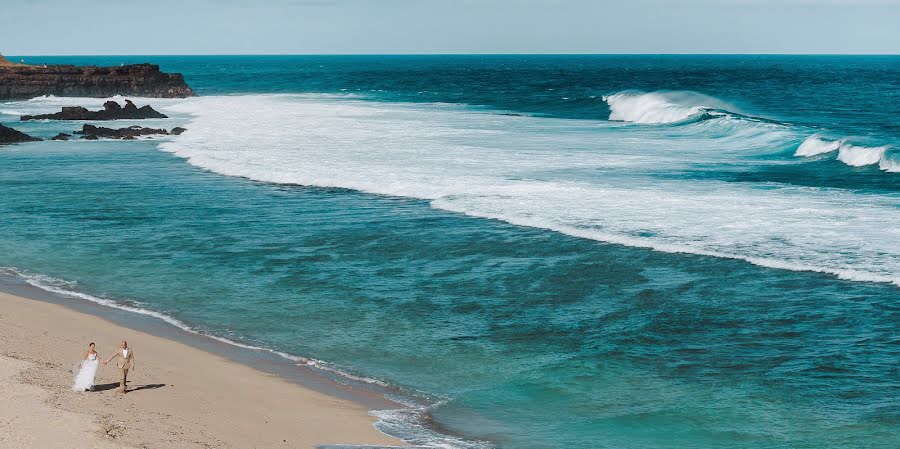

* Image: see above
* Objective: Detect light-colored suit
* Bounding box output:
[108,348,135,392]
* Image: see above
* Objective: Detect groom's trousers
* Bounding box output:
[120,368,128,392]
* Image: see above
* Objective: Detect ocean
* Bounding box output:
[1,55,898,448]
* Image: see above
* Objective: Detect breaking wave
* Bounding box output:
[795,135,842,157]
[156,95,899,287]
[795,135,894,170]
[879,155,900,172]
[837,143,888,167]
[602,90,743,125]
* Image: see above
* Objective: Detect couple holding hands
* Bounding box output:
[72,340,136,394]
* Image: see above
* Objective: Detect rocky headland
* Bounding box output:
[0,55,194,100]
[21,100,168,121]
[0,123,42,144]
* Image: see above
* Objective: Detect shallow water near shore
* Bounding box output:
[1,55,898,448]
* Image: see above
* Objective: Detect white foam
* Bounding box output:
[430,200,898,286]
[22,94,180,106]
[602,90,738,124]
[373,407,495,449]
[879,154,900,172]
[795,135,841,157]
[837,142,888,167]
[2,95,188,118]
[157,95,900,287]
[795,135,897,171]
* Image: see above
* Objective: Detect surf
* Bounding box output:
[157,94,900,287]
[602,90,747,125]
[795,135,895,171]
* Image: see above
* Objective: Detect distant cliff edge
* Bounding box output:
[0,55,194,100]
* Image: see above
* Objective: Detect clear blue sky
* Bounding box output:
[3,0,899,55]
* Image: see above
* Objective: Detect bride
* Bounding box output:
[72,342,100,392]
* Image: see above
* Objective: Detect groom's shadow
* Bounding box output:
[131,383,166,392]
[91,382,166,393]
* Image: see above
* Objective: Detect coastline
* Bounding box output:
[4,54,897,449]
[0,279,407,448]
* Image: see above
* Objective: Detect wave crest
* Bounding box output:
[795,135,894,170]
[157,95,900,287]
[837,142,888,167]
[602,90,740,124]
[795,135,841,157]
[879,154,900,172]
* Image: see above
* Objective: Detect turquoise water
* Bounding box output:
[1,56,898,448]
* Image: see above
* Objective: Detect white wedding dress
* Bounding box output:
[72,353,100,391]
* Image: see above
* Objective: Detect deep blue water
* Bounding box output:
[1,56,898,448]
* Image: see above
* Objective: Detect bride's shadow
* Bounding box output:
[91,382,166,393]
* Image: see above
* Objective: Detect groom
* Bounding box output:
[104,340,135,394]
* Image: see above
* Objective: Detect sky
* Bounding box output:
[2,0,899,55]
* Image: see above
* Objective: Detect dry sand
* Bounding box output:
[0,291,406,448]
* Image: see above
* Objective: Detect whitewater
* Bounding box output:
[4,55,900,449]
[157,92,899,287]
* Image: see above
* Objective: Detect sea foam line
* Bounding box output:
[426,203,900,287]
[156,94,899,289]
[0,266,396,387]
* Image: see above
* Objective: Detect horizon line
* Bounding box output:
[4,53,900,57]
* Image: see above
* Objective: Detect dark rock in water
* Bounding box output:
[74,124,181,140]
[51,132,72,141]
[0,123,42,144]
[0,62,194,100]
[171,127,187,135]
[21,100,167,121]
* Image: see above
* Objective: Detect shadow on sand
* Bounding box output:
[130,383,165,392]
[91,382,121,392]
[90,382,166,393]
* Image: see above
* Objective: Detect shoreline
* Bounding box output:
[0,269,406,410]
[0,273,410,448]
[2,54,899,449]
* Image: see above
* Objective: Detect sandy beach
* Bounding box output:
[0,290,405,449]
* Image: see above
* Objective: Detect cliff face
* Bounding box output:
[0,63,194,100]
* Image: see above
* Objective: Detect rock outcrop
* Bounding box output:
[0,61,194,100]
[21,100,167,121]
[0,123,42,144]
[74,124,185,140]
